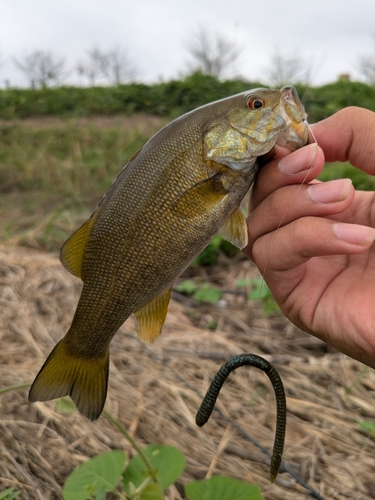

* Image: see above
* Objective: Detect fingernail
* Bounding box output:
[333,223,375,246]
[308,179,352,204]
[279,143,318,175]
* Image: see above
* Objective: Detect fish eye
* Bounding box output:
[247,97,264,110]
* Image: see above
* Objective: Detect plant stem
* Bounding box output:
[0,385,161,490]
[0,383,31,396]
[103,410,160,485]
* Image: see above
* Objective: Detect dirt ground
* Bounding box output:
[1,243,375,500]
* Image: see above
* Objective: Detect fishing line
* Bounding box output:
[257,121,319,298]
[165,357,325,499]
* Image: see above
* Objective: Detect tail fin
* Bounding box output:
[29,339,109,421]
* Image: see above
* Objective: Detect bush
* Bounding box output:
[1,76,375,121]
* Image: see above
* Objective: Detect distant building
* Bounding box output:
[338,73,351,81]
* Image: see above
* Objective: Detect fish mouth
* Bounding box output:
[275,86,309,150]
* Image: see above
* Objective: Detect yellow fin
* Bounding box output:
[29,339,109,421]
[218,207,248,249]
[60,214,98,279]
[134,288,172,344]
[173,176,227,219]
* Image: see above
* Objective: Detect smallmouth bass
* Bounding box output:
[29,86,308,420]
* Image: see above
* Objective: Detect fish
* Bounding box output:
[29,86,308,421]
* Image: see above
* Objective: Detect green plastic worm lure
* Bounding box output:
[196,353,286,483]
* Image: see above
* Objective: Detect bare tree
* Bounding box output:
[76,47,105,85]
[76,46,137,86]
[14,50,67,88]
[357,41,375,85]
[264,49,313,87]
[185,27,241,79]
[102,47,137,85]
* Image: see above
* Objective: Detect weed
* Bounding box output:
[0,489,21,500]
[318,162,375,190]
[358,421,375,438]
[0,118,156,250]
[0,384,263,500]
[191,234,237,266]
[235,277,280,314]
[176,280,223,304]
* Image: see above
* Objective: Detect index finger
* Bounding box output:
[311,107,375,174]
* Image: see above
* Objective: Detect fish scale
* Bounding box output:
[29,86,308,421]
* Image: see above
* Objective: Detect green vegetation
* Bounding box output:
[62,446,262,500]
[0,73,262,120]
[0,117,158,250]
[0,489,21,500]
[191,234,237,266]
[358,420,375,437]
[1,75,375,308]
[177,279,223,304]
[0,385,262,500]
[1,77,374,498]
[1,74,375,122]
[185,476,262,500]
[235,278,280,314]
[296,80,375,122]
[318,162,375,190]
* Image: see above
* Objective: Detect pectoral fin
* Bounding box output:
[173,175,227,219]
[134,288,172,344]
[60,213,98,279]
[218,207,248,249]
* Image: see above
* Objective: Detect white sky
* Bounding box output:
[0,0,374,87]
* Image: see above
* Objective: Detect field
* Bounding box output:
[1,116,375,500]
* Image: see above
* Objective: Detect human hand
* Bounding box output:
[244,107,375,368]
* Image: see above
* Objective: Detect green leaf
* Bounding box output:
[262,300,280,314]
[93,490,106,500]
[55,397,78,414]
[192,234,224,266]
[193,285,222,304]
[185,476,262,500]
[140,483,165,500]
[123,444,185,494]
[234,278,252,287]
[176,280,197,295]
[0,488,21,500]
[63,450,126,500]
[248,278,272,301]
[358,420,375,437]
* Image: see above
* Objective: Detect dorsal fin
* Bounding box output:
[60,213,98,279]
[60,148,143,280]
[134,288,172,344]
[218,207,248,249]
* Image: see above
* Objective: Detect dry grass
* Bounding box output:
[1,244,375,499]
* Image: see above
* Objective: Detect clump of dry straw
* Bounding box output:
[1,244,375,499]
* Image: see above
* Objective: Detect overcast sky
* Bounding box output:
[1,0,375,88]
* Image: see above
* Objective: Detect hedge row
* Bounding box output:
[0,72,374,122]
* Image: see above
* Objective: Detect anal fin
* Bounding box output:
[134,288,172,344]
[218,207,248,249]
